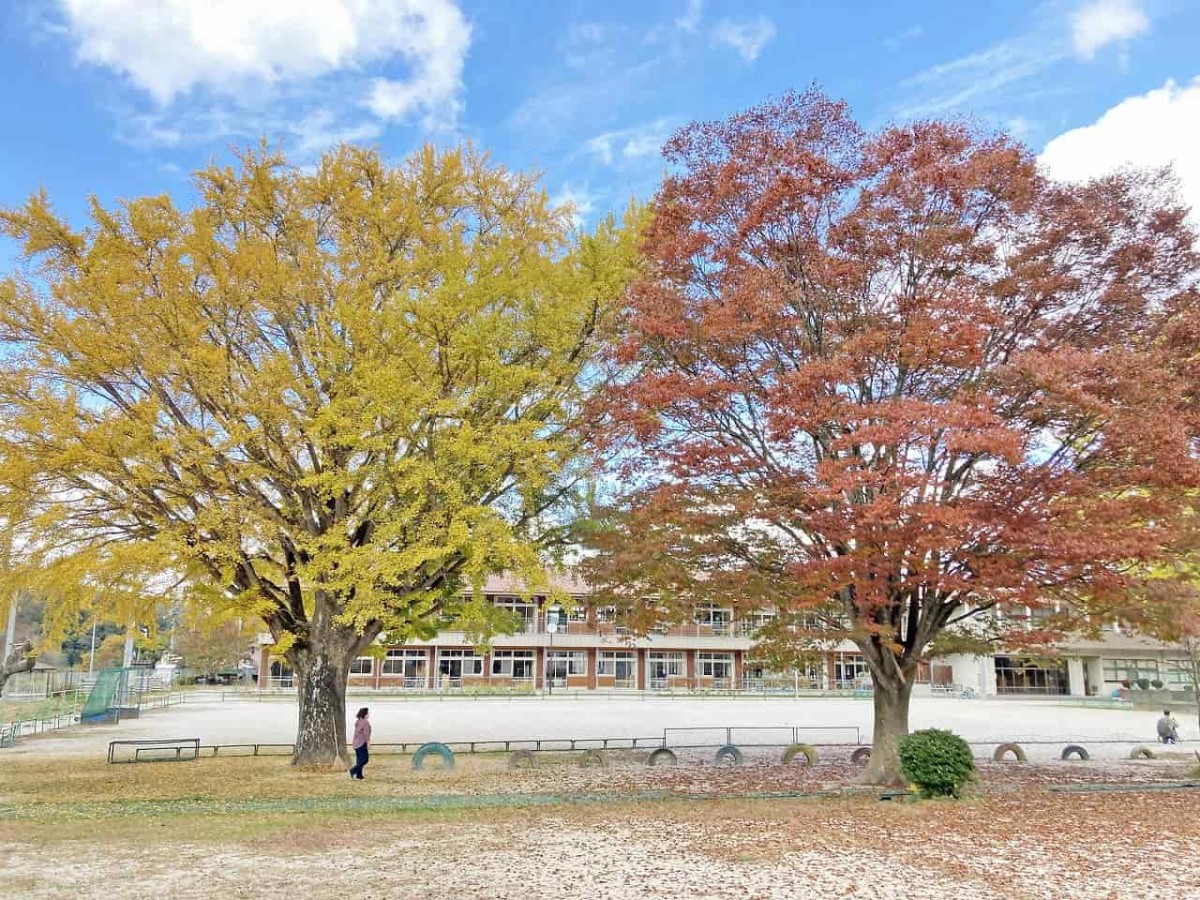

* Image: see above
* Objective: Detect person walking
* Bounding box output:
[349,707,371,779]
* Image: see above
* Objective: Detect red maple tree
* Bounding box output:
[587,88,1200,784]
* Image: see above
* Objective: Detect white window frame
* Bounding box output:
[546,650,587,677]
[382,649,427,677]
[437,649,483,679]
[492,649,536,679]
[492,595,538,632]
[833,652,869,686]
[1165,662,1194,689]
[647,651,685,683]
[1102,658,1160,683]
[696,652,734,679]
[597,651,636,682]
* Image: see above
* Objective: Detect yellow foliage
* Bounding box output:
[0,143,643,661]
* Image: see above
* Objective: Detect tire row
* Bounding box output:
[415,740,1157,770]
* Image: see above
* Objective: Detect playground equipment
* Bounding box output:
[412,741,455,770]
[80,667,177,724]
[81,668,126,723]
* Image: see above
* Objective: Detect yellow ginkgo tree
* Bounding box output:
[0,144,640,764]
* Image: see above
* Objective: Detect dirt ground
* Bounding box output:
[7,693,1181,763]
[1,753,1198,899]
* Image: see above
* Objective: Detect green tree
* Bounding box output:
[0,144,640,764]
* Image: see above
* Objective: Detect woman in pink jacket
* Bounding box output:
[349,707,371,780]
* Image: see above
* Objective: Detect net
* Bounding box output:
[80,668,125,723]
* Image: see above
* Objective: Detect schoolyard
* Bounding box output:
[2,694,1198,898]
[1,691,1186,762]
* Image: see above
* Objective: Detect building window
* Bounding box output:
[349,657,374,676]
[833,653,869,688]
[694,604,733,635]
[492,650,536,679]
[738,611,776,636]
[696,652,734,680]
[268,659,294,686]
[598,651,636,684]
[1029,605,1055,626]
[1101,658,1160,683]
[382,649,427,680]
[437,649,483,682]
[546,650,587,684]
[646,651,686,687]
[994,656,1068,695]
[1164,662,1195,689]
[492,596,537,633]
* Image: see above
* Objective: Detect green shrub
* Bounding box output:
[898,729,976,798]
[1151,679,1163,690]
[1136,678,1151,690]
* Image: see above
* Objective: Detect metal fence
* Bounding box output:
[1,677,185,749]
[0,687,85,747]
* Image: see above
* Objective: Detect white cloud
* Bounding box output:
[897,38,1061,119]
[884,25,924,49]
[894,1,1152,122]
[711,15,776,62]
[676,0,703,33]
[549,183,596,231]
[1039,79,1200,219]
[56,0,470,136]
[585,119,673,167]
[509,58,658,138]
[1070,0,1149,60]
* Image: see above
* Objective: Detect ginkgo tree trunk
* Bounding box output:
[587,88,1200,786]
[0,144,641,766]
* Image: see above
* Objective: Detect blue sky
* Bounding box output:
[1,0,1198,238]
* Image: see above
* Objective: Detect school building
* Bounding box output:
[256,573,1193,697]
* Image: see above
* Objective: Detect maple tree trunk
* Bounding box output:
[861,674,913,787]
[291,646,351,767]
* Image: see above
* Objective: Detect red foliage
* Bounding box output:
[590,88,1200,685]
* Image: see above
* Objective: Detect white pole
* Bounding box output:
[88,620,98,676]
[3,592,17,663]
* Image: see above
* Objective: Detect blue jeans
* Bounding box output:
[350,745,369,778]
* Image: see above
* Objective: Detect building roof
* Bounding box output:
[465,571,591,598]
[1057,631,1175,654]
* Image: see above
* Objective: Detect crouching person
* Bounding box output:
[1157,709,1180,744]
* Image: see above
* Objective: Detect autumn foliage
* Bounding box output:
[587,89,1200,784]
[0,144,640,764]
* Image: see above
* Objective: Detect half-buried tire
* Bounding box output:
[992,742,1027,763]
[412,742,455,771]
[1130,746,1156,760]
[1061,744,1090,761]
[578,749,604,767]
[508,749,537,769]
[713,744,744,766]
[781,743,818,766]
[648,748,677,767]
[850,747,872,766]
